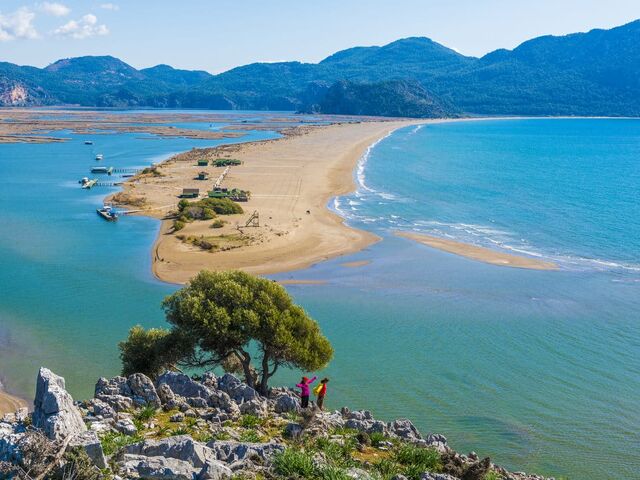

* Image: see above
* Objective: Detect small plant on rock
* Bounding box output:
[273,449,315,478]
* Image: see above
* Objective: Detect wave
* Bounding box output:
[355,131,396,198]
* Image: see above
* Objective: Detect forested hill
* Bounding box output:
[1,19,639,117]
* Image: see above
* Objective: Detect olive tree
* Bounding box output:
[119,270,333,394]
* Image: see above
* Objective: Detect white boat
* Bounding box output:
[97,205,118,221]
[84,140,93,145]
[95,154,104,161]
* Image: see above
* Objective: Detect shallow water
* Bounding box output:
[1,117,638,478]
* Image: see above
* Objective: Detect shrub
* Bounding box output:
[240,414,262,428]
[200,197,243,215]
[356,431,371,446]
[373,458,402,478]
[394,445,442,479]
[369,431,387,447]
[173,220,186,231]
[273,449,315,478]
[203,207,216,220]
[211,218,225,228]
[315,438,357,468]
[317,465,352,480]
[134,404,157,423]
[100,432,143,456]
[171,426,191,436]
[239,430,264,443]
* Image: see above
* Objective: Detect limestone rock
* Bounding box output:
[95,376,131,397]
[115,417,138,436]
[128,373,161,408]
[32,367,86,441]
[170,412,185,423]
[208,391,239,416]
[97,394,134,412]
[273,394,300,414]
[461,457,491,480]
[69,430,107,469]
[388,418,422,441]
[87,398,117,419]
[283,423,304,440]
[0,422,25,463]
[157,372,212,400]
[421,474,459,480]
[347,467,374,479]
[239,399,268,418]
[205,440,284,464]
[217,374,259,403]
[157,383,175,406]
[124,435,215,468]
[122,454,200,480]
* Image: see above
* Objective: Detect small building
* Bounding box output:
[197,171,208,180]
[197,159,209,167]
[180,188,200,198]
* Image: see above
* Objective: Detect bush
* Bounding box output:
[200,197,243,215]
[394,444,442,479]
[203,207,216,220]
[100,432,143,456]
[134,404,157,423]
[356,431,371,446]
[273,449,315,478]
[317,465,351,480]
[211,218,225,228]
[240,414,262,428]
[239,430,264,443]
[369,431,387,447]
[173,220,186,231]
[315,438,357,468]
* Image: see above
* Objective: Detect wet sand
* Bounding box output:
[0,389,28,416]
[396,232,559,270]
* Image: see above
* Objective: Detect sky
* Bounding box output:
[0,0,639,73]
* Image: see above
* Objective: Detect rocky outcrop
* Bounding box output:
[157,372,213,400]
[32,367,86,441]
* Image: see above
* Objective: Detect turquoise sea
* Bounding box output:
[1,116,639,479]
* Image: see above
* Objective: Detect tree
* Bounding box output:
[119,270,334,394]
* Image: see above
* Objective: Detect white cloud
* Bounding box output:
[40,2,71,17]
[0,7,39,41]
[100,3,119,11]
[54,13,109,39]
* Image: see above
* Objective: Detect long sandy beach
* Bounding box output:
[118,120,423,283]
[113,117,564,282]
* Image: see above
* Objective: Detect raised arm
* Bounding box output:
[308,376,317,384]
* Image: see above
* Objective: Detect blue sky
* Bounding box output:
[0,1,639,73]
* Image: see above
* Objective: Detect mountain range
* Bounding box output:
[1,19,639,117]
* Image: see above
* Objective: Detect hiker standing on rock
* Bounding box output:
[314,377,329,410]
[296,375,316,408]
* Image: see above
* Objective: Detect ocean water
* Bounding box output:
[273,119,640,479]
[1,117,638,479]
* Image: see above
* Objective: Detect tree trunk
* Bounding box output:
[259,352,270,395]
[237,350,255,389]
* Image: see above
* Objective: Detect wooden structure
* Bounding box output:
[180,188,200,198]
[245,210,259,227]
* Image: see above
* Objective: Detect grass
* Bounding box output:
[240,414,263,428]
[484,472,504,480]
[369,431,388,447]
[239,430,265,443]
[171,426,191,436]
[273,449,315,478]
[134,404,157,423]
[100,432,143,456]
[314,438,357,468]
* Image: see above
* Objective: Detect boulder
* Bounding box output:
[128,373,161,408]
[198,459,234,479]
[32,367,86,441]
[157,372,212,400]
[388,418,422,441]
[115,417,138,436]
[170,412,185,422]
[217,374,259,403]
[69,430,107,469]
[347,467,374,479]
[97,394,134,412]
[421,474,459,480]
[208,391,239,416]
[87,398,117,419]
[188,397,209,409]
[124,435,216,468]
[205,440,284,464]
[201,373,218,390]
[157,383,176,406]
[239,399,268,418]
[274,394,300,414]
[95,376,132,397]
[122,454,200,480]
[461,457,491,480]
[0,422,24,463]
[283,423,304,440]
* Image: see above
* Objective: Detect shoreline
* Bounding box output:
[396,232,559,270]
[117,119,427,284]
[114,115,567,283]
[0,388,28,417]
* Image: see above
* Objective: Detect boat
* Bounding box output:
[84,141,93,145]
[90,166,113,175]
[97,205,118,221]
[95,154,104,161]
[79,177,97,189]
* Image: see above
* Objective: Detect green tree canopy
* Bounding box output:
[119,270,334,394]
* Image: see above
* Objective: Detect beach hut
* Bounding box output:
[197,171,208,180]
[180,188,200,198]
[197,159,209,167]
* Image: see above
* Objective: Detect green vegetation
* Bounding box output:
[100,432,143,456]
[173,197,243,231]
[273,449,316,478]
[211,218,225,228]
[119,270,334,393]
[214,158,242,167]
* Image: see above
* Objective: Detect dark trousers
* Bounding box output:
[301,395,309,408]
[317,394,325,410]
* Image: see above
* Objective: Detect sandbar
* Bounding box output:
[396,232,558,270]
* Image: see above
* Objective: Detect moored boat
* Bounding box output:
[97,205,118,221]
[90,166,113,175]
[95,154,104,161]
[79,177,98,189]
[84,140,93,145]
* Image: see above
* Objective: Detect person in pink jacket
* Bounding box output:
[296,375,316,408]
